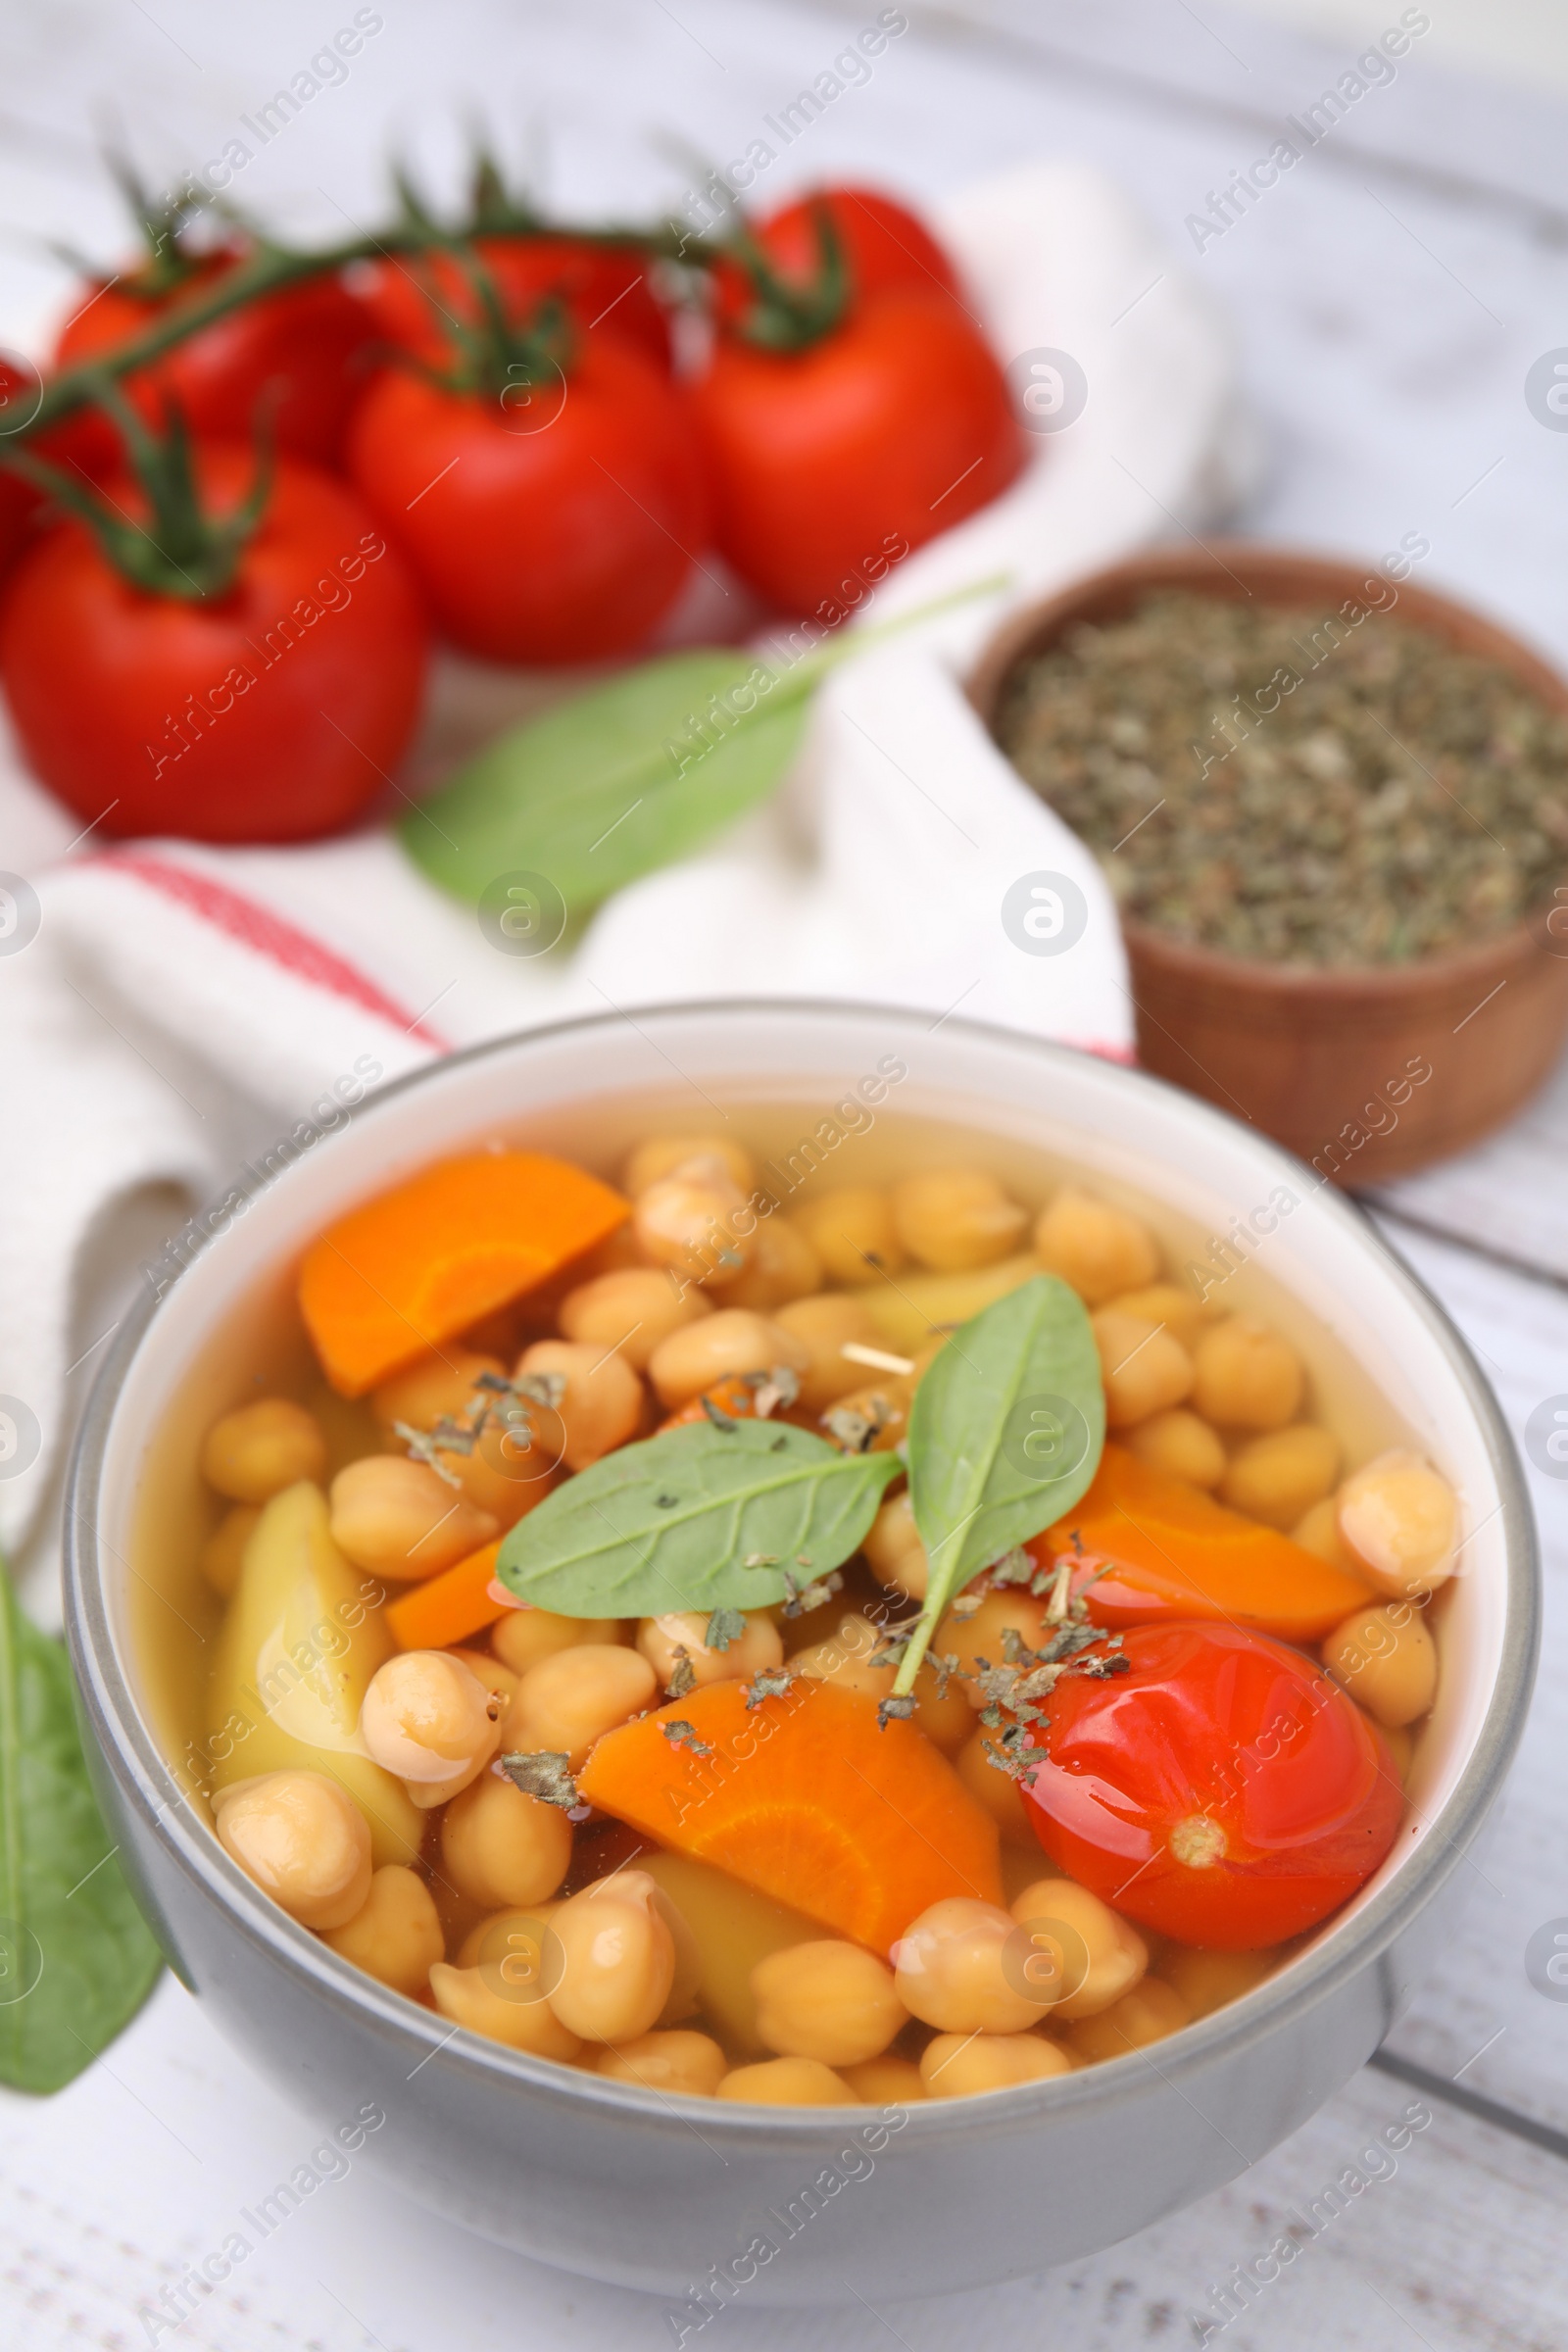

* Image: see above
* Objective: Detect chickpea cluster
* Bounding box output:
[192,1127,1456,2102]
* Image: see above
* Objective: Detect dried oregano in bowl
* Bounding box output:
[992,589,1568,967]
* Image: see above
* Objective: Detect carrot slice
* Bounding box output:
[385,1540,507,1651]
[658,1373,774,1432]
[1033,1443,1373,1643]
[299,1150,628,1396]
[577,1679,1002,1955]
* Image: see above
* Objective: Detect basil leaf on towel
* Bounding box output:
[496,1417,902,1619]
[398,578,1008,917]
[0,1559,162,2092]
[893,1276,1105,1693]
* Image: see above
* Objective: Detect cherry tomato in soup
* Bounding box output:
[0,448,428,842]
[1021,1622,1403,1950]
[54,255,379,470]
[358,236,672,373]
[691,286,1022,614]
[346,337,707,664]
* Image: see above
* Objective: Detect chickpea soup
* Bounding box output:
[133,1112,1459,2106]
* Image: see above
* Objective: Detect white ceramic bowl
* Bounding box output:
[64,1004,1537,2305]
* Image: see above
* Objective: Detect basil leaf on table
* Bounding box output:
[398,578,1007,918]
[893,1275,1105,1693]
[497,1418,902,1619]
[400,649,814,915]
[0,1559,162,2092]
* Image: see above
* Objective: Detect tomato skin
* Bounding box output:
[759,186,959,307]
[691,287,1023,613]
[1022,1623,1404,1951]
[0,449,428,843]
[358,236,671,373]
[346,340,708,664]
[54,258,379,469]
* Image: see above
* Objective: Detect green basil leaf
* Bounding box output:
[398,578,1008,918]
[400,649,813,915]
[496,1418,902,1618]
[0,1560,162,2092]
[894,1275,1105,1692]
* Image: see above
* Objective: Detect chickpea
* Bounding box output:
[1092,1309,1194,1429]
[773,1294,883,1415]
[721,1216,823,1312]
[1222,1425,1341,1530]
[214,1770,371,1930]
[428,1959,582,2059]
[634,1156,754,1289]
[1126,1409,1225,1491]
[622,1133,756,1199]
[1008,1879,1148,2021]
[595,2031,728,2097]
[791,1187,905,1283]
[328,1456,499,1582]
[492,1609,629,1676]
[752,1940,907,2067]
[892,1168,1028,1273]
[1066,1977,1191,2064]
[1378,1720,1415,1783]
[637,1609,782,1693]
[321,1864,443,1994]
[893,1896,1053,2034]
[516,1339,643,1470]
[360,1650,500,1806]
[199,1503,260,1598]
[457,1901,560,1972]
[920,2032,1071,2098]
[549,1871,675,2043]
[440,1770,572,1909]
[448,1647,519,1711]
[1337,1449,1458,1599]
[1157,1946,1277,2021]
[1035,1187,1161,1305]
[1324,1601,1437,1727]
[716,2057,853,2105]
[369,1349,504,1437]
[1191,1318,1303,1432]
[647,1310,810,1410]
[822,1378,914,1456]
[506,1643,658,1767]
[434,1407,565,1531]
[937,1591,1051,1703]
[1292,1496,1360,1571]
[956,1728,1037,1847]
[558,1267,712,1374]
[1107,1282,1207,1350]
[840,2055,928,2104]
[863,1491,927,1599]
[792,1615,972,1753]
[201,1398,327,1503]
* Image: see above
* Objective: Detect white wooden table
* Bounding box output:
[3,3,1567,2344]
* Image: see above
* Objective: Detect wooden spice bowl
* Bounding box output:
[967,544,1568,1185]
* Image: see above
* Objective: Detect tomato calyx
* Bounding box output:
[4,382,271,600]
[397,244,578,411]
[719,200,853,353]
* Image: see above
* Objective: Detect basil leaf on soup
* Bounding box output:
[497,1418,902,1620]
[0,1560,162,2092]
[893,1276,1105,1693]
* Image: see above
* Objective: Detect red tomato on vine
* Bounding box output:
[709,184,960,332]
[347,273,706,665]
[0,415,428,843]
[1021,1622,1404,1949]
[359,235,671,374]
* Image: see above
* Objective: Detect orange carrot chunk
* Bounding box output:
[1032,1443,1373,1643]
[577,1679,1002,1955]
[658,1373,774,1432]
[385,1540,507,1651]
[298,1150,628,1396]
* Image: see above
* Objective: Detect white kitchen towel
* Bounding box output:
[0,158,1246,1593]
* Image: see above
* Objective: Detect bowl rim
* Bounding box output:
[63,998,1541,2140]
[965,539,1568,998]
